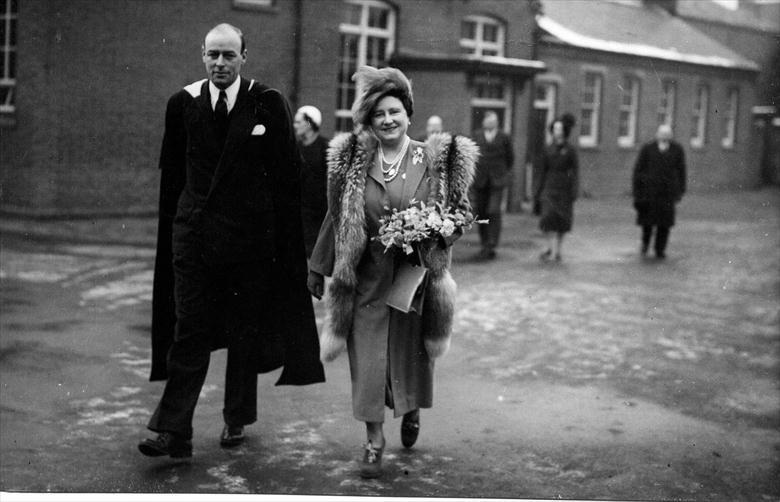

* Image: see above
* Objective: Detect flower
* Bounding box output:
[373,200,487,255]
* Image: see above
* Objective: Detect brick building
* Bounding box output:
[0,0,543,215]
[0,0,774,215]
[529,0,765,198]
[673,0,780,185]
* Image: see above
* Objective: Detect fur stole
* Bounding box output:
[319,131,478,362]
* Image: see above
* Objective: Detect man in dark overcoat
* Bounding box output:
[471,111,514,260]
[139,23,324,459]
[632,124,687,259]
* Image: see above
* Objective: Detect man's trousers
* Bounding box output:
[147,239,270,439]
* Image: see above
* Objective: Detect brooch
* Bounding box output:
[412,146,424,165]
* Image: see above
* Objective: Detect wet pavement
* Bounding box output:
[1,189,778,500]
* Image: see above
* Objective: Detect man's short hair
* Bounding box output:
[206,23,246,53]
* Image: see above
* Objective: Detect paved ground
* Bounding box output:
[1,189,778,500]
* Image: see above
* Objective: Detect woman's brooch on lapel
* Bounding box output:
[412,146,424,165]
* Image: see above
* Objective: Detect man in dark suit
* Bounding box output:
[471,111,514,260]
[139,23,324,459]
[632,124,687,259]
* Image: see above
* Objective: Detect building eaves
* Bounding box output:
[390,49,546,77]
[537,0,760,71]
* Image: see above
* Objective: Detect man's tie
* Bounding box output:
[215,90,228,146]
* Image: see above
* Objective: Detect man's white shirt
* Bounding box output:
[209,77,241,113]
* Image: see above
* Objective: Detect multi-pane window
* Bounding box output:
[618,75,640,147]
[657,80,676,128]
[470,75,510,133]
[722,87,739,149]
[579,71,602,147]
[1,0,17,116]
[335,0,395,132]
[460,15,504,57]
[690,84,709,148]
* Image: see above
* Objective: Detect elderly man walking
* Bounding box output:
[632,124,687,259]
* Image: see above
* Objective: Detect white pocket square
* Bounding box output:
[251,124,266,136]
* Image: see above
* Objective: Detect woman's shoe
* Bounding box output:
[401,411,420,449]
[539,249,552,262]
[359,440,384,479]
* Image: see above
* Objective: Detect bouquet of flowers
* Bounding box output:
[374,200,486,255]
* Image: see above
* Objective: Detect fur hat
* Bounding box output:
[351,65,414,132]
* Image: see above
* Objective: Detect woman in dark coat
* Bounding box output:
[535,113,579,261]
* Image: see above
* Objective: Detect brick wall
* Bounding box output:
[1,0,297,215]
[538,44,760,197]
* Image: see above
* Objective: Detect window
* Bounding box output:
[460,15,504,57]
[470,75,511,133]
[722,87,739,149]
[657,80,676,128]
[534,81,558,146]
[618,75,640,147]
[579,71,602,147]
[1,0,17,117]
[335,0,395,132]
[690,84,709,148]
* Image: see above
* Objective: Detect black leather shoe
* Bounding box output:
[401,411,420,449]
[220,425,245,448]
[138,432,192,458]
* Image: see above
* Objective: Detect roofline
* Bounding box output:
[536,14,760,72]
[390,49,547,77]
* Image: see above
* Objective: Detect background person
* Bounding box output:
[425,115,443,139]
[535,113,579,262]
[141,23,324,459]
[294,105,329,258]
[306,66,477,479]
[471,111,514,260]
[632,124,687,259]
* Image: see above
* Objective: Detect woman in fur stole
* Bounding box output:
[307,66,478,478]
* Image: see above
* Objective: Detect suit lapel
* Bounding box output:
[207,78,256,198]
[401,144,426,207]
[195,80,219,151]
[367,151,387,192]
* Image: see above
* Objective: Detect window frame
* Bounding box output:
[617,75,641,148]
[578,70,603,148]
[721,86,739,149]
[470,75,512,134]
[533,78,559,146]
[335,0,396,132]
[690,83,709,149]
[0,0,17,119]
[657,79,676,129]
[460,14,505,58]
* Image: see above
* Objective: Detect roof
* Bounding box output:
[676,0,780,33]
[537,0,760,71]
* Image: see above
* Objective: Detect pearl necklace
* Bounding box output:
[379,136,410,183]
